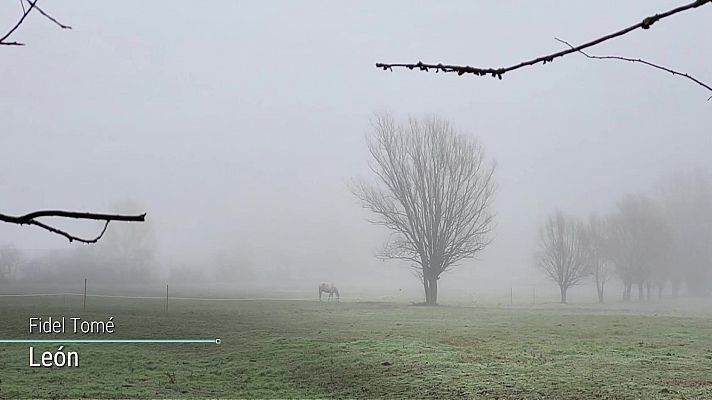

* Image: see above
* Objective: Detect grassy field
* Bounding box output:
[1,294,712,399]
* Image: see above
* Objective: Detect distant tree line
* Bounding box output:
[537,169,712,303]
[0,201,256,286]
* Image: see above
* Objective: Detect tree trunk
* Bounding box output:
[421,267,439,305]
[559,286,567,303]
[597,283,605,303]
[623,282,632,301]
[426,276,438,305]
[422,273,431,305]
[637,282,644,301]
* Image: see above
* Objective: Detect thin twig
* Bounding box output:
[24,0,71,29]
[555,37,712,101]
[376,0,711,80]
[29,219,111,244]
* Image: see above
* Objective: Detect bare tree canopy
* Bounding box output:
[376,0,712,100]
[352,113,496,305]
[536,211,590,303]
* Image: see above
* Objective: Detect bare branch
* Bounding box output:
[555,38,712,101]
[376,0,711,82]
[0,210,146,244]
[0,210,146,223]
[1,0,71,46]
[0,0,37,46]
[1,4,127,245]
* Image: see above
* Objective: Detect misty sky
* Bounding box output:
[1,1,710,292]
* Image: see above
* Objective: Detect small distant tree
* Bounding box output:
[352,113,496,305]
[95,201,157,282]
[536,211,590,303]
[607,194,672,301]
[0,244,22,282]
[583,214,614,303]
[656,169,712,297]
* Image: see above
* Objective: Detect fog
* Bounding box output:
[1,1,711,298]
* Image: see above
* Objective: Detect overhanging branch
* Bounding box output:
[376,0,711,85]
[0,211,146,244]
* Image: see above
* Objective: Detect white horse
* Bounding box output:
[318,282,340,302]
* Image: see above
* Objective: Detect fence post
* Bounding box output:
[510,287,513,305]
[165,284,168,313]
[83,278,87,312]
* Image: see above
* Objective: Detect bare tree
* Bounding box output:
[376,0,712,100]
[656,169,712,297]
[1,1,145,242]
[582,214,614,303]
[536,211,590,303]
[352,113,496,305]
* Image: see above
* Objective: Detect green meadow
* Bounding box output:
[1,294,711,399]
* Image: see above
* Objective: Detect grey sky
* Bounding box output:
[1,1,710,292]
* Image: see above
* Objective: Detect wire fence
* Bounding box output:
[0,291,359,302]
[0,280,585,306]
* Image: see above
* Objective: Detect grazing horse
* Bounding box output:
[318,282,340,302]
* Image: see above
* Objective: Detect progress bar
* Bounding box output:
[0,339,221,344]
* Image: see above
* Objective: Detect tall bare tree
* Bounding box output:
[352,113,496,305]
[536,211,590,303]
